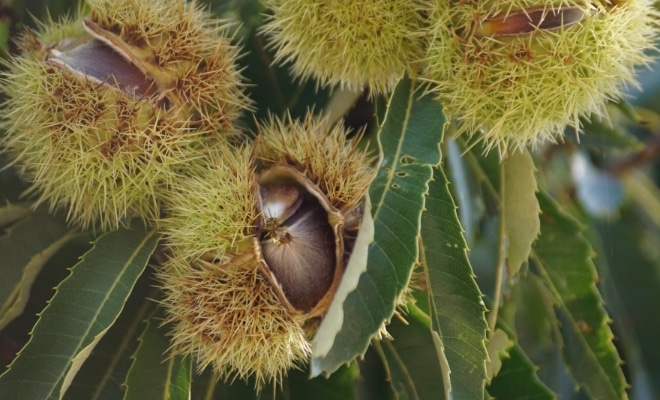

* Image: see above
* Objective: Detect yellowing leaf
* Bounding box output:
[313,195,374,359]
[502,149,540,275]
[0,207,74,330]
[485,329,513,383]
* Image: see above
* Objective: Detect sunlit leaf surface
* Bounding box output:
[422,167,489,400]
[502,149,540,275]
[312,76,444,375]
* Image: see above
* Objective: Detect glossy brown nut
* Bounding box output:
[259,185,336,312]
[47,38,158,98]
[474,7,592,37]
[258,183,303,222]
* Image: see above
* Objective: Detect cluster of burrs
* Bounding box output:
[262,0,659,155]
[0,0,375,388]
[1,0,657,388]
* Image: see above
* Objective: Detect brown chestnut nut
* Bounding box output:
[258,183,336,312]
[0,0,250,229]
[157,114,375,386]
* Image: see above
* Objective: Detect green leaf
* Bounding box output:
[125,307,191,400]
[532,193,627,399]
[311,75,444,375]
[486,330,555,400]
[444,138,484,245]
[0,206,75,330]
[594,213,660,397]
[0,202,31,227]
[312,194,375,367]
[504,273,557,353]
[485,329,512,384]
[502,149,540,275]
[279,364,359,400]
[377,310,447,400]
[421,166,489,400]
[0,223,161,400]
[577,115,643,150]
[486,296,556,400]
[169,356,192,400]
[63,276,155,400]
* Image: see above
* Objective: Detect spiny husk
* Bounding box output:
[159,252,310,388]
[424,0,659,156]
[261,0,426,94]
[252,114,376,317]
[0,0,250,229]
[254,113,376,211]
[159,145,309,388]
[158,114,376,387]
[160,145,258,261]
[86,0,248,132]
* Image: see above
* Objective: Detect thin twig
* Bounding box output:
[487,162,507,334]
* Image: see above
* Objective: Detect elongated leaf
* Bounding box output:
[313,195,375,362]
[532,193,626,399]
[595,214,660,397]
[282,364,359,400]
[421,167,489,400]
[125,307,191,400]
[312,75,444,375]
[486,331,555,400]
[578,115,643,150]
[485,296,555,400]
[485,329,512,383]
[63,276,156,400]
[0,202,31,227]
[445,138,484,245]
[377,310,446,400]
[0,207,74,330]
[502,149,540,275]
[169,357,192,400]
[0,224,160,400]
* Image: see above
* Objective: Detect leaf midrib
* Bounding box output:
[46,228,158,399]
[372,82,415,221]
